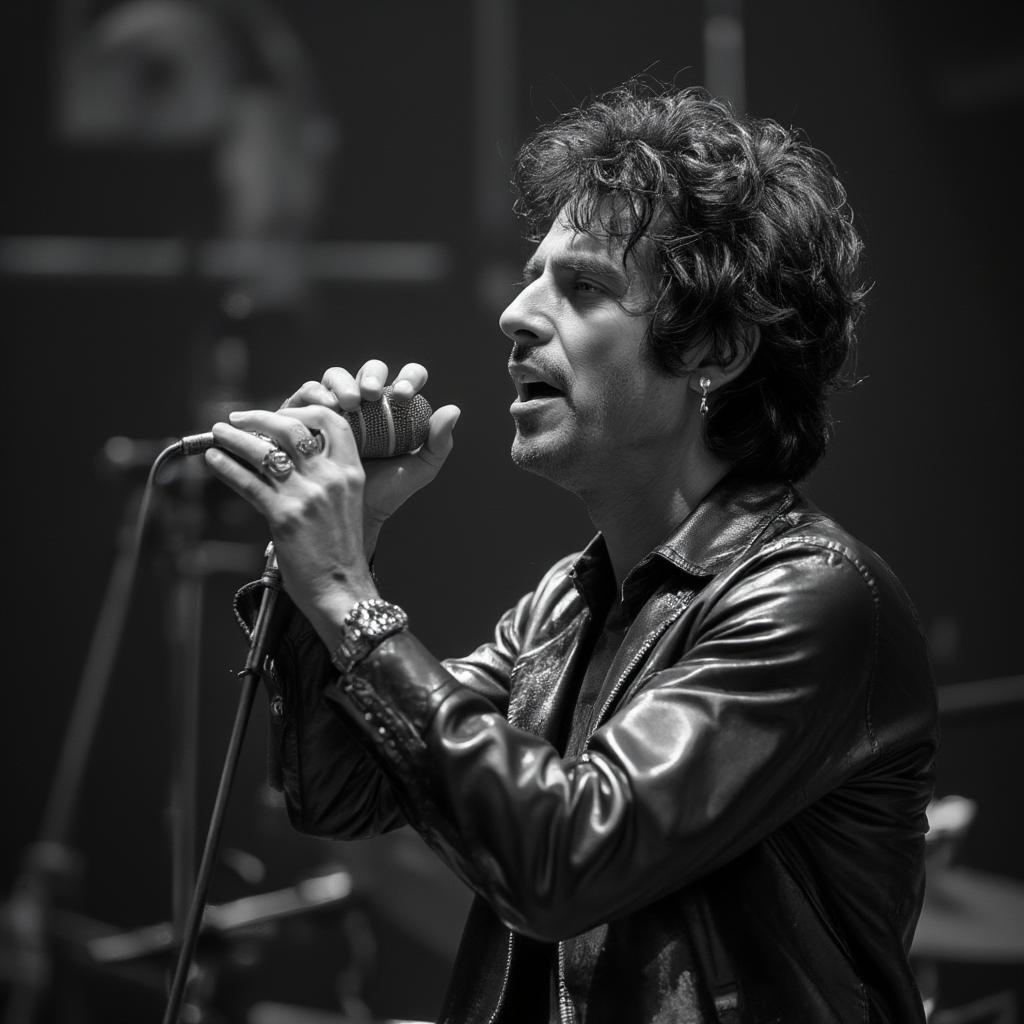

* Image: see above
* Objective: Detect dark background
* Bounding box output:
[2,1,1022,1020]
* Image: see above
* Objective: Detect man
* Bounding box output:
[205,84,937,1022]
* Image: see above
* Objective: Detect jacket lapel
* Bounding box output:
[506,610,590,743]
[565,586,698,756]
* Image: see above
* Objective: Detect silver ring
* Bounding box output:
[295,432,325,458]
[261,447,294,480]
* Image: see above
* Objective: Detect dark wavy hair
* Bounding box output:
[511,83,866,482]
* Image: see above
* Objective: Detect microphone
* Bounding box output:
[177,386,432,459]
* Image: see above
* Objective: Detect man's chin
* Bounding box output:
[510,432,575,484]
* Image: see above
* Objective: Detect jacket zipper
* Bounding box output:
[554,593,690,1023]
[485,931,515,1024]
[556,941,575,1023]
[592,593,688,732]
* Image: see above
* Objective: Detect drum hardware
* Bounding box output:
[914,794,1024,1022]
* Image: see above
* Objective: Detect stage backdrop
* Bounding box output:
[2,0,1021,1019]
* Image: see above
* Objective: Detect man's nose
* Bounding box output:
[498,280,552,348]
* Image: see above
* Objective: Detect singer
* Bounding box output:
[204,83,937,1023]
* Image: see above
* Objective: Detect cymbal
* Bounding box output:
[249,1007,428,1024]
[83,869,354,965]
[335,828,472,962]
[912,866,1024,962]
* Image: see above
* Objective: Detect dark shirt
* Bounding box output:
[503,543,680,1022]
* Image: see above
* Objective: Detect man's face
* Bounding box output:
[499,213,693,492]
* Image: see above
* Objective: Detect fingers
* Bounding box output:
[236,360,445,482]
[222,411,320,461]
[277,405,362,467]
[280,379,337,411]
[210,421,283,468]
[203,447,275,512]
[287,362,431,411]
[390,362,429,401]
[417,404,461,469]
[355,360,389,401]
[215,408,360,473]
[320,367,361,412]
[206,398,460,537]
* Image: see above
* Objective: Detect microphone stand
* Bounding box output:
[162,544,285,1024]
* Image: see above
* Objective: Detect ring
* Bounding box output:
[261,447,294,479]
[295,432,325,458]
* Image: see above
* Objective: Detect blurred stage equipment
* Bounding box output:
[29,869,365,1021]
[703,0,746,114]
[85,869,354,966]
[1,1,454,1018]
[936,674,1024,717]
[472,0,520,314]
[915,865,1024,964]
[55,0,336,306]
[1,2,418,1022]
[913,771,1024,1023]
[914,794,1024,963]
[0,0,450,287]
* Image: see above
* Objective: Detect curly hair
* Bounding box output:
[511,83,866,482]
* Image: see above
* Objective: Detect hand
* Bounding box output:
[203,404,379,639]
[281,360,461,554]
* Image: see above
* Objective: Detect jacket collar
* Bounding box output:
[572,475,797,608]
[651,474,797,578]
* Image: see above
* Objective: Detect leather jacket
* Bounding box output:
[241,475,938,1023]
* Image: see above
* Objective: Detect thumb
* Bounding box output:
[417,404,461,470]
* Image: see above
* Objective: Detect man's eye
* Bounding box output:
[574,280,601,293]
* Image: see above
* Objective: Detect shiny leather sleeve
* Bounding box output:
[244,565,557,840]
[231,586,405,838]
[323,536,935,942]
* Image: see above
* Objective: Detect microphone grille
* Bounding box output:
[345,386,432,458]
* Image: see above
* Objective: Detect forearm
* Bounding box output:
[325,631,682,939]
[326,633,839,940]
[236,583,406,838]
[207,358,464,834]
[363,517,384,565]
[243,537,518,842]
[319,545,911,942]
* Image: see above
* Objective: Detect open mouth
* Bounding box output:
[518,381,564,401]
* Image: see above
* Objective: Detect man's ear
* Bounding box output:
[684,322,761,394]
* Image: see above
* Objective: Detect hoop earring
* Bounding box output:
[698,376,712,417]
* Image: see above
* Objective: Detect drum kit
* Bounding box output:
[913,865,1024,965]
[4,692,1022,1021]
[3,793,1020,1021]
[912,794,1024,1023]
[914,796,1024,965]
[1,823,470,1023]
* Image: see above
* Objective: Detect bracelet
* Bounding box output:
[330,598,409,674]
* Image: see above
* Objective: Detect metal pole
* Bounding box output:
[703,0,747,113]
[473,0,520,313]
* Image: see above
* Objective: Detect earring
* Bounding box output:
[698,376,712,417]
